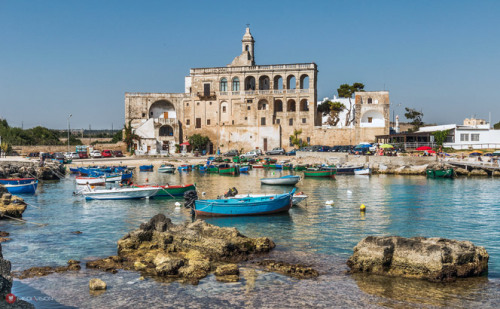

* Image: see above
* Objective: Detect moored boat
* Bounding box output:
[354,168,371,175]
[139,165,154,172]
[336,165,364,175]
[3,180,38,194]
[158,164,175,173]
[80,186,160,200]
[75,177,105,186]
[240,165,250,173]
[304,169,336,178]
[233,192,307,205]
[134,183,196,198]
[0,178,36,185]
[194,189,295,216]
[218,164,240,176]
[426,168,454,179]
[104,174,122,182]
[260,175,300,185]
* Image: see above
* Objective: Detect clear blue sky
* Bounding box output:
[1,0,499,129]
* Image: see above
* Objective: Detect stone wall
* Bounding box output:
[296,151,436,165]
[12,142,126,155]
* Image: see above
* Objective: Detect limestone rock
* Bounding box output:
[0,244,35,308]
[469,169,488,176]
[13,260,81,279]
[89,278,107,291]
[256,260,319,279]
[215,264,240,282]
[454,168,469,176]
[0,190,27,219]
[347,236,489,282]
[493,171,500,177]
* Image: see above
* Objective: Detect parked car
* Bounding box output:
[330,146,342,152]
[266,148,286,155]
[253,149,264,156]
[286,149,296,156]
[89,150,102,158]
[223,149,239,157]
[298,146,313,152]
[28,152,40,158]
[241,151,258,159]
[102,150,113,157]
[66,152,79,159]
[78,152,88,159]
[113,150,124,157]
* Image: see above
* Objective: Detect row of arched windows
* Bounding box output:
[219,75,310,91]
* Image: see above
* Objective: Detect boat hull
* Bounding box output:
[135,184,196,197]
[158,166,175,173]
[354,168,371,175]
[426,168,454,178]
[0,178,36,185]
[304,170,336,178]
[260,175,300,185]
[82,188,160,200]
[75,177,106,185]
[195,191,294,216]
[4,181,38,194]
[234,193,307,205]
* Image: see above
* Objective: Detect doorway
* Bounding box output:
[263,138,268,151]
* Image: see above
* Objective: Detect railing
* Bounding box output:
[197,92,217,100]
[190,63,316,74]
[443,143,500,150]
[215,89,313,96]
[153,118,177,125]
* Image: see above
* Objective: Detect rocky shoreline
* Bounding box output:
[0,161,66,180]
[0,185,27,219]
[0,244,34,308]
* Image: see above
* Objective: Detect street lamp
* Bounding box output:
[67,114,72,153]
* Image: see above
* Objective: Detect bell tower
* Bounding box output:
[241,26,255,65]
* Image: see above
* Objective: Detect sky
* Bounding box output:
[1,0,499,129]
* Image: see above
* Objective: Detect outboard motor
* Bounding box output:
[184,190,198,209]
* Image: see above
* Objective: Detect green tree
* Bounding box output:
[111,130,123,143]
[404,108,424,132]
[432,130,449,146]
[290,129,307,148]
[188,134,210,151]
[494,121,500,129]
[318,101,346,126]
[337,83,365,126]
[123,121,141,154]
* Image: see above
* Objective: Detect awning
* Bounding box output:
[180,142,190,146]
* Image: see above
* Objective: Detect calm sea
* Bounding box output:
[2,169,500,308]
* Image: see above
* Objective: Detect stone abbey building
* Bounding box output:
[125,27,390,155]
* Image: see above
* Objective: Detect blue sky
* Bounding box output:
[1,0,499,129]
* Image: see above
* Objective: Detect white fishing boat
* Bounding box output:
[75,176,105,186]
[233,192,308,205]
[354,168,371,175]
[260,175,300,185]
[80,186,160,200]
[158,164,175,173]
[104,174,122,182]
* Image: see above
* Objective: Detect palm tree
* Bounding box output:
[290,129,307,148]
[123,121,141,154]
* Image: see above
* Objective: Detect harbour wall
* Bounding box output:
[12,142,127,155]
[296,152,436,166]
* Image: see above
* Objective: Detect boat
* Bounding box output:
[134,183,196,198]
[194,188,296,216]
[69,168,80,174]
[426,168,454,179]
[218,164,240,176]
[3,180,38,194]
[207,165,219,173]
[0,178,36,185]
[260,175,300,185]
[233,192,307,205]
[252,164,264,169]
[158,164,175,173]
[177,165,191,172]
[336,165,364,175]
[240,165,250,173]
[75,176,105,186]
[282,164,293,170]
[294,165,308,171]
[104,174,122,182]
[139,165,154,172]
[80,186,160,200]
[304,169,336,178]
[354,168,371,175]
[121,171,133,180]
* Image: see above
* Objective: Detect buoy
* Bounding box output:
[360,204,366,212]
[202,192,206,196]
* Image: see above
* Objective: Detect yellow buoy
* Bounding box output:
[360,204,366,212]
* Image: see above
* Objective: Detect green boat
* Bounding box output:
[263,164,278,169]
[304,169,336,178]
[218,164,240,176]
[232,156,241,163]
[207,165,219,173]
[294,165,308,171]
[426,168,454,178]
[134,183,196,198]
[282,164,293,170]
[214,157,224,163]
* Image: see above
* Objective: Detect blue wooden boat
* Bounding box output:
[177,165,191,172]
[194,188,295,216]
[139,165,154,172]
[121,171,133,180]
[240,166,250,173]
[69,168,80,174]
[3,180,38,194]
[0,178,36,185]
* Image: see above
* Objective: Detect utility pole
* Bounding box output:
[67,114,72,152]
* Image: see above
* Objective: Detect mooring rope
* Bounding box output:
[1,214,47,227]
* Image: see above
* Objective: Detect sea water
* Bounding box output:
[1,169,500,308]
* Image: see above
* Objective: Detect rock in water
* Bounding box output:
[0,188,27,219]
[347,236,489,282]
[89,278,107,291]
[0,244,35,308]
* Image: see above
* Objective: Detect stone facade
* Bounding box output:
[125,28,389,155]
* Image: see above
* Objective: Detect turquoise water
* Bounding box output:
[1,169,500,308]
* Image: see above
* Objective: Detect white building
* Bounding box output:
[319,95,355,128]
[418,123,500,150]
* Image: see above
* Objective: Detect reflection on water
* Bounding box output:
[2,169,500,307]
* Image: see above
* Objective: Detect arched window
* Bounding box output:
[220,78,228,91]
[287,99,296,112]
[368,98,373,104]
[299,99,309,111]
[274,100,283,112]
[287,75,296,89]
[245,45,249,51]
[245,76,256,90]
[258,99,268,110]
[274,76,283,90]
[299,75,309,89]
[259,76,270,90]
[159,125,174,136]
[232,77,240,91]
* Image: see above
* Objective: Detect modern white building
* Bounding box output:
[418,123,500,150]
